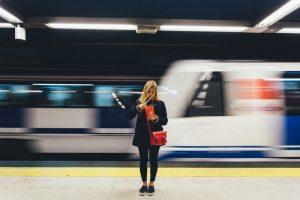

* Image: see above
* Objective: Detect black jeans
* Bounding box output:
[138,145,160,182]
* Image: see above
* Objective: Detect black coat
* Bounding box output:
[128,100,168,147]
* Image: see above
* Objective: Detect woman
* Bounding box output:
[128,80,168,196]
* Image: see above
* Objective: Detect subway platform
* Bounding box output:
[0,161,300,200]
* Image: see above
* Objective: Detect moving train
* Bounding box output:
[0,61,300,160]
[160,61,300,160]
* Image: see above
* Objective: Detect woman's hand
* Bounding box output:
[138,103,146,111]
[147,114,158,121]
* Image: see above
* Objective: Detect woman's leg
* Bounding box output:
[138,146,149,183]
[149,145,160,183]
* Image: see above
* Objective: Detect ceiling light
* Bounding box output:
[277,28,300,33]
[159,25,248,32]
[0,6,22,23]
[46,23,137,30]
[136,25,158,34]
[15,25,26,41]
[0,22,14,28]
[256,0,300,27]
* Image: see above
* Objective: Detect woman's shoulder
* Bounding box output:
[156,100,165,105]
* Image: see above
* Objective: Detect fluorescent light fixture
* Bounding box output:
[0,6,22,23]
[159,25,248,32]
[256,0,300,27]
[0,23,14,28]
[46,23,137,30]
[136,25,158,34]
[278,28,300,33]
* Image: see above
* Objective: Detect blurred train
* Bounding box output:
[0,75,147,158]
[0,61,300,161]
[161,61,300,160]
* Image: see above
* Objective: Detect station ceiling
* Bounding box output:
[0,0,290,21]
[1,0,300,76]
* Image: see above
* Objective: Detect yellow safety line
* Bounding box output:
[0,167,300,177]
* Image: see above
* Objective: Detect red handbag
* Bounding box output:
[145,105,167,146]
[150,130,167,146]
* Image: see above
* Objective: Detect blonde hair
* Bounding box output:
[139,80,159,104]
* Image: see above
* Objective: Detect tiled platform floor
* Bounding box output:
[0,176,300,200]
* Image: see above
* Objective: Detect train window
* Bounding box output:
[283,72,300,115]
[0,84,32,106]
[93,85,142,108]
[0,84,94,107]
[186,72,224,117]
[114,85,142,108]
[32,85,94,107]
[93,86,115,107]
[0,83,143,108]
[0,85,10,106]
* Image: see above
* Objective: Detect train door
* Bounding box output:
[283,72,300,150]
[185,72,224,117]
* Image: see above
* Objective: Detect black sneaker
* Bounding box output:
[147,186,155,196]
[139,185,147,196]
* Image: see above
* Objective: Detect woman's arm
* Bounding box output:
[159,101,168,126]
[152,101,168,126]
[128,100,142,119]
